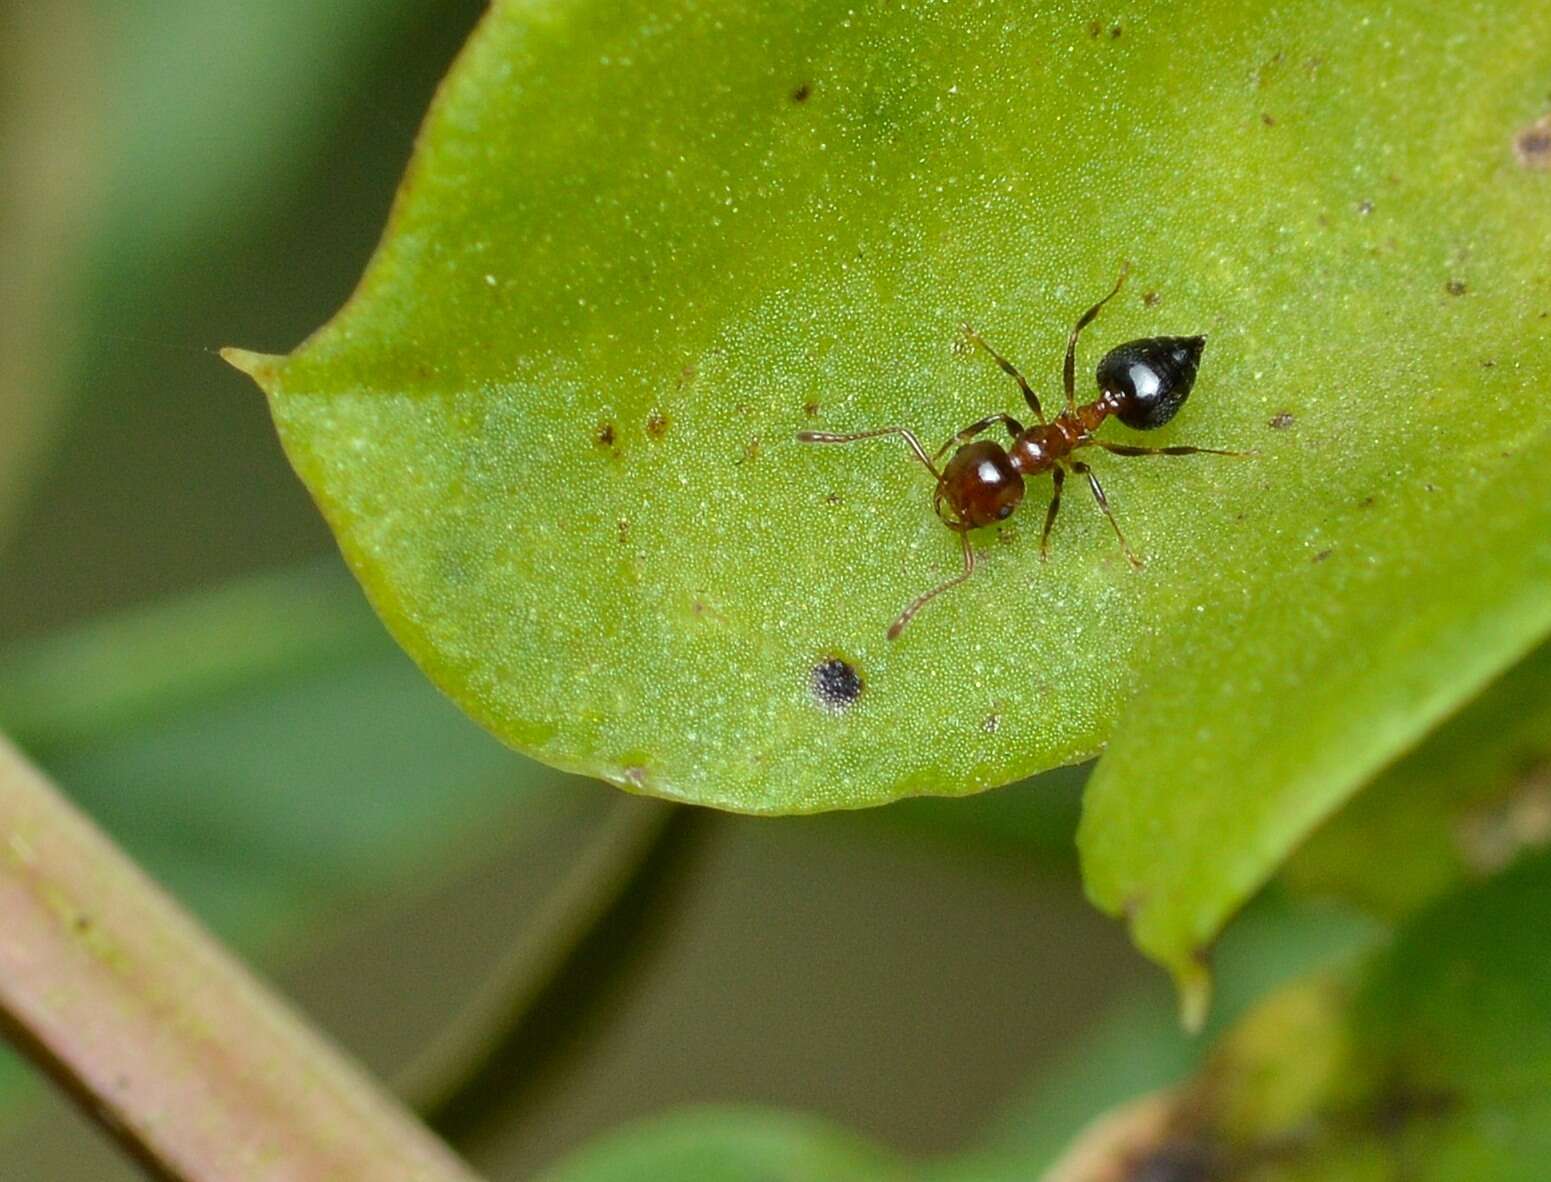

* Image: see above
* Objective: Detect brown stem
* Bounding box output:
[0,731,481,1182]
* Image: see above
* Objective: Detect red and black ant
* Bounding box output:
[798,265,1247,639]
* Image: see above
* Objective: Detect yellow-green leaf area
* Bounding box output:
[237,0,1551,812]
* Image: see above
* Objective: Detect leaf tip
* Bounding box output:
[1176,953,1214,1034]
[219,347,283,386]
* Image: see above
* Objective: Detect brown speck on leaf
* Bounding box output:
[1110,23,1123,38]
[1261,112,1277,126]
[1358,495,1376,509]
[1142,290,1160,307]
[1515,114,1551,170]
[982,713,1001,734]
[1088,19,1102,37]
[824,491,842,506]
[997,524,1020,546]
[1446,278,1468,296]
[741,437,761,464]
[1357,198,1374,215]
[645,409,670,440]
[1482,358,1497,369]
[1313,547,1334,563]
[594,421,616,448]
[1269,411,1295,429]
[791,81,811,103]
[617,518,630,544]
[677,365,696,386]
[804,401,820,417]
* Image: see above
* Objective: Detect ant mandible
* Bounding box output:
[798,264,1246,639]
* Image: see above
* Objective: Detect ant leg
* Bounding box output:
[888,526,975,640]
[1071,460,1142,569]
[797,426,942,479]
[1093,440,1254,459]
[1063,262,1131,413]
[962,324,1046,424]
[932,413,1025,463]
[1040,466,1066,560]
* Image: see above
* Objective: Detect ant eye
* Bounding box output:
[1097,335,1206,430]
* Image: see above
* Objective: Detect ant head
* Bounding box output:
[942,440,1025,528]
[1097,335,1206,430]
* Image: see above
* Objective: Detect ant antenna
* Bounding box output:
[888,528,975,640]
[796,427,942,478]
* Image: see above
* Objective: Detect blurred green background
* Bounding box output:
[0,4,1378,1178]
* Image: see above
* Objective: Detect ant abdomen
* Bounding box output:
[1097,335,1206,430]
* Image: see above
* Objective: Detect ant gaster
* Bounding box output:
[798,264,1246,639]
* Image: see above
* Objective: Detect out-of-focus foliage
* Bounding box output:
[1282,639,1551,921]
[0,563,557,1126]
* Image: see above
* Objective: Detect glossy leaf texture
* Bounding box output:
[231,0,1551,814]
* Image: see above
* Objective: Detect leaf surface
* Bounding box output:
[233,0,1551,820]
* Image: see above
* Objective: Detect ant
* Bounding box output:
[798,264,1247,639]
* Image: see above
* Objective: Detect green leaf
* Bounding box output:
[1282,638,1551,921]
[1090,852,1551,1181]
[538,1107,908,1182]
[231,0,1551,814]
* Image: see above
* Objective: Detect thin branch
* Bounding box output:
[0,731,481,1182]
[396,795,678,1115]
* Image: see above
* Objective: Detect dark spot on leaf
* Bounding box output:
[791,81,811,103]
[1357,495,1376,508]
[74,914,93,934]
[1515,114,1551,170]
[1313,547,1334,563]
[803,401,820,417]
[1268,411,1295,429]
[811,657,864,712]
[1482,357,1496,368]
[1142,290,1160,307]
[982,712,1001,734]
[997,524,1020,545]
[595,420,616,447]
[1261,112,1277,126]
[824,492,842,506]
[1446,278,1468,296]
[1357,198,1374,215]
[646,409,670,440]
[1110,23,1123,39]
[1088,20,1102,37]
[741,437,761,464]
[617,518,630,544]
[677,364,696,386]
